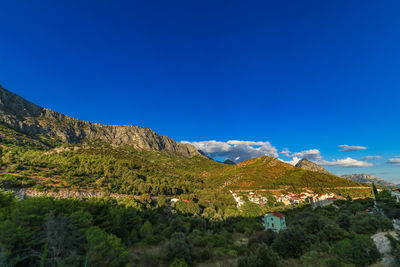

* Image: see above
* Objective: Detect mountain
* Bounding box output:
[0,86,370,198]
[295,158,332,174]
[0,122,369,196]
[211,156,365,191]
[0,86,200,157]
[223,159,236,165]
[341,174,397,188]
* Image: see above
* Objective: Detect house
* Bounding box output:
[277,196,291,206]
[170,198,180,203]
[230,191,245,207]
[263,212,287,232]
[236,200,245,207]
[311,197,338,209]
[291,197,302,204]
[392,190,400,202]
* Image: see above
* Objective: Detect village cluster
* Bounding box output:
[230,190,338,209]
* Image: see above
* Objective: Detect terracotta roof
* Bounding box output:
[272,212,285,218]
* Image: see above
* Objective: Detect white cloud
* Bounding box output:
[279,156,301,166]
[227,140,270,146]
[338,144,368,152]
[291,149,322,160]
[320,157,372,168]
[181,140,278,163]
[387,157,400,166]
[279,148,322,165]
[362,155,382,161]
[280,148,291,157]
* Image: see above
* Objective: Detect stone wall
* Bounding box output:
[3,188,135,200]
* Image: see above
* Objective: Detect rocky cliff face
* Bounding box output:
[0,86,200,157]
[341,174,397,187]
[295,158,332,174]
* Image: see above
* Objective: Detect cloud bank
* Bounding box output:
[338,144,368,152]
[320,157,372,168]
[183,140,374,168]
[182,140,278,163]
[279,149,322,160]
[362,156,382,161]
[291,149,322,160]
[387,157,400,166]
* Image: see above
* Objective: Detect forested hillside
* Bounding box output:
[0,122,370,199]
[1,189,397,266]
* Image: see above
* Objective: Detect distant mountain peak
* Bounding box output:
[341,173,397,187]
[223,159,236,165]
[295,158,332,174]
[0,86,201,157]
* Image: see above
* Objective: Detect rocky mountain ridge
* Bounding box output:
[0,86,200,157]
[341,173,397,188]
[295,158,332,174]
[223,159,236,165]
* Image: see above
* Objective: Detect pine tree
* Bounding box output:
[372,183,378,198]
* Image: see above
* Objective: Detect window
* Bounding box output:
[272,223,274,227]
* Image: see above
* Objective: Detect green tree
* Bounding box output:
[333,239,353,262]
[300,250,327,267]
[170,258,189,267]
[44,215,82,266]
[272,226,310,258]
[174,201,200,216]
[351,235,380,266]
[157,195,166,207]
[140,220,153,239]
[239,243,283,267]
[168,232,192,265]
[372,183,378,198]
[202,207,216,219]
[85,226,129,267]
[336,213,351,230]
[322,223,347,242]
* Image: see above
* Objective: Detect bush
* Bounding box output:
[239,243,283,267]
[333,235,380,266]
[141,253,159,267]
[272,226,311,258]
[0,174,22,188]
[300,250,328,267]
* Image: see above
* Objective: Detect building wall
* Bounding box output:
[263,214,286,232]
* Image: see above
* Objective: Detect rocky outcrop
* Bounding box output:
[0,86,200,157]
[295,158,332,174]
[341,174,397,187]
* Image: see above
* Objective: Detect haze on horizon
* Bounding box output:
[1,1,400,182]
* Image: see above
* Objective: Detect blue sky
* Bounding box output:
[1,1,400,182]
